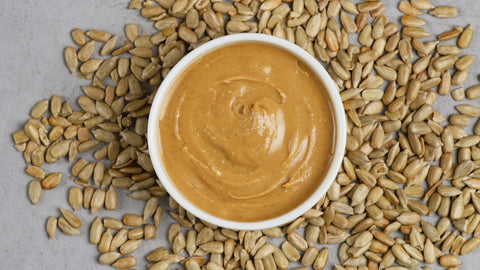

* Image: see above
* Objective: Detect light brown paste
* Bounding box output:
[158,43,335,222]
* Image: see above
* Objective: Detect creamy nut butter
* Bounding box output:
[158,43,335,221]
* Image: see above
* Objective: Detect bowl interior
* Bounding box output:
[147,33,346,230]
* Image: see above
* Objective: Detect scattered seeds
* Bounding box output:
[13,1,480,270]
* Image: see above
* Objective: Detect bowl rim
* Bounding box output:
[147,33,346,230]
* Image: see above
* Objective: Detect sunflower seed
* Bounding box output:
[146,247,169,262]
[143,197,159,221]
[144,224,156,240]
[105,185,118,210]
[58,216,80,236]
[119,239,142,255]
[456,55,476,71]
[123,214,144,227]
[99,252,121,265]
[467,85,480,99]
[200,241,224,254]
[456,24,474,49]
[46,216,57,239]
[281,241,300,262]
[88,216,103,245]
[86,29,111,42]
[451,195,464,220]
[301,246,319,267]
[111,255,136,269]
[439,254,462,267]
[64,46,78,74]
[255,243,276,260]
[460,237,480,255]
[110,228,128,251]
[59,207,82,228]
[80,58,104,74]
[68,186,83,211]
[287,232,308,251]
[27,180,42,205]
[173,232,186,254]
[91,188,106,215]
[430,5,458,17]
[70,28,86,45]
[41,172,62,190]
[78,40,95,62]
[96,57,118,80]
[396,212,421,225]
[313,248,328,269]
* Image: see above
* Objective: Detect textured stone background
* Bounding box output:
[1,1,480,269]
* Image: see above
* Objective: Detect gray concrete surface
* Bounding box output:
[0,0,480,269]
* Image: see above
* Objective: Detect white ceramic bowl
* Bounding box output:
[148,33,346,230]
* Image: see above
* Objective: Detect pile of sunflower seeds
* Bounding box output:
[12,0,480,269]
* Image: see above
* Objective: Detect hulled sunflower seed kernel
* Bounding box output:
[59,207,82,228]
[27,180,42,205]
[123,214,145,227]
[68,186,83,211]
[429,6,458,18]
[41,173,62,190]
[85,29,111,42]
[90,216,103,245]
[99,251,121,265]
[439,254,462,267]
[46,216,57,239]
[111,255,137,269]
[91,188,106,215]
[64,47,77,74]
[71,28,86,46]
[105,185,118,211]
[58,216,80,236]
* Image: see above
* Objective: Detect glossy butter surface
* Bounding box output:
[159,43,335,221]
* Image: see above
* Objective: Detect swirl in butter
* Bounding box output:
[159,43,335,221]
